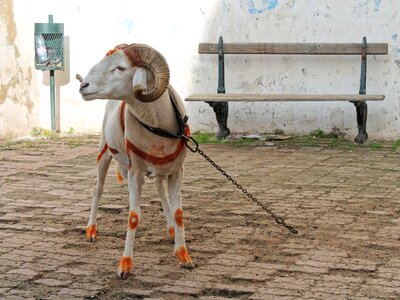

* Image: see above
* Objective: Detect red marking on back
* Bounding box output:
[97,144,108,163]
[128,211,139,230]
[175,208,184,228]
[120,101,126,134]
[125,126,189,168]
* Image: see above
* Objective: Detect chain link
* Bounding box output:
[186,138,298,235]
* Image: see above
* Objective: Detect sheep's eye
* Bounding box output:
[116,66,126,71]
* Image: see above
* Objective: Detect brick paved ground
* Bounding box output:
[0,135,399,299]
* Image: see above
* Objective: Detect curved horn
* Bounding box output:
[123,44,170,102]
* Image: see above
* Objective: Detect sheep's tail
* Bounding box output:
[115,162,127,184]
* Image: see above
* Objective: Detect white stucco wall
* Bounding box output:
[2,0,400,139]
[0,0,40,140]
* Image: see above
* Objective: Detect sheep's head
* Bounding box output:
[77,44,170,103]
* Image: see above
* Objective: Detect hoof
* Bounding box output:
[355,132,368,144]
[86,225,97,242]
[175,246,194,268]
[179,261,196,269]
[216,128,230,140]
[117,256,133,280]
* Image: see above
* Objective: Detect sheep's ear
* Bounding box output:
[132,68,148,90]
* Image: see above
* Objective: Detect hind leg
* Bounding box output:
[168,167,195,269]
[155,176,175,238]
[86,140,112,242]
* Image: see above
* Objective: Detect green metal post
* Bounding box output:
[359,36,367,95]
[217,36,225,94]
[353,36,368,143]
[50,69,56,131]
[48,15,56,132]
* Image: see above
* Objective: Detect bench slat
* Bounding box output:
[185,94,385,102]
[198,43,388,55]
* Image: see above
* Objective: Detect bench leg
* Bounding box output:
[207,102,230,139]
[354,101,368,143]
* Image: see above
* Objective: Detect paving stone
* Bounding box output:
[34,278,72,287]
[1,135,400,299]
[58,287,100,297]
[156,284,203,296]
[122,288,152,297]
[7,268,38,278]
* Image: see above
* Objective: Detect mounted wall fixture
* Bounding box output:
[34,15,64,132]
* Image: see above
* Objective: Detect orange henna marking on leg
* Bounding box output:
[86,225,97,240]
[169,226,175,238]
[175,246,192,264]
[175,208,184,228]
[118,256,133,275]
[128,211,139,230]
[116,168,123,183]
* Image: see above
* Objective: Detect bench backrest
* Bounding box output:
[197,37,388,95]
[199,42,388,55]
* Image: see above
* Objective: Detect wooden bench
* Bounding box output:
[185,36,388,143]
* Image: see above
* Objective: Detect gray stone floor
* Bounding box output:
[0,135,399,299]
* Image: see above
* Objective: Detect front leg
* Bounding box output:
[86,141,112,242]
[168,168,195,269]
[117,170,144,279]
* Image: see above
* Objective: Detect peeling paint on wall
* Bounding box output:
[286,0,296,9]
[392,34,400,54]
[0,65,34,111]
[0,0,38,139]
[0,0,17,44]
[0,0,33,108]
[373,0,382,11]
[240,0,278,14]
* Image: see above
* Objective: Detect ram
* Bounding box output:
[77,43,194,279]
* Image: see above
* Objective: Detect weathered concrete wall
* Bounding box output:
[2,0,400,139]
[0,0,40,140]
[188,0,400,138]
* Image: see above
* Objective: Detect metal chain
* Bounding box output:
[185,137,298,235]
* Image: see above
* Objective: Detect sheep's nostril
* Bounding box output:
[80,82,89,91]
